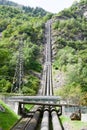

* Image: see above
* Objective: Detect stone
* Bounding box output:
[70,109,81,120]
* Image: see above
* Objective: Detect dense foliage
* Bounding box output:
[0,5,51,94]
[0,0,51,17]
[52,0,87,104]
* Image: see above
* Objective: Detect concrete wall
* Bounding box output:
[0,96,19,115]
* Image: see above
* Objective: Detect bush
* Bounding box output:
[21,75,40,95]
[0,79,11,92]
[22,87,36,95]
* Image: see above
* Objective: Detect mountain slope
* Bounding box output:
[0,0,19,7]
[0,5,50,94]
[0,0,51,17]
[51,0,87,105]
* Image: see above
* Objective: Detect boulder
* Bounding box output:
[70,109,81,120]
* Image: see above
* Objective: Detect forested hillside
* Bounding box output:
[0,4,52,95]
[0,0,87,105]
[0,0,18,6]
[52,0,87,105]
[0,0,50,17]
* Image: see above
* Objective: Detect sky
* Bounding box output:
[10,0,78,13]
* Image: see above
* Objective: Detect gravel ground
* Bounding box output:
[63,122,74,130]
[63,121,87,130]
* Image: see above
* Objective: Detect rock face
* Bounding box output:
[84,11,87,18]
[50,2,87,61]
[70,109,81,120]
[53,70,65,90]
[0,105,5,112]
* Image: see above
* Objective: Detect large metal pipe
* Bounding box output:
[25,108,41,130]
[40,108,49,130]
[51,109,62,130]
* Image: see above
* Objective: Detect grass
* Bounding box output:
[0,100,19,130]
[24,104,34,113]
[60,115,87,130]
